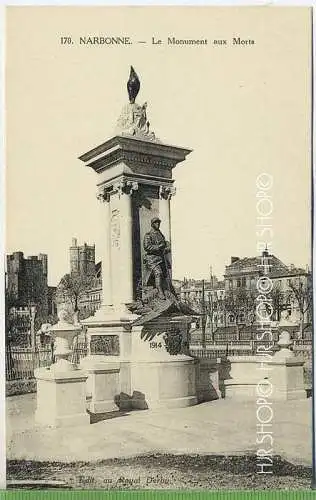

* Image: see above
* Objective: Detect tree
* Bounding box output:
[56,273,95,320]
[245,289,258,330]
[224,288,253,339]
[288,276,312,338]
[270,282,284,322]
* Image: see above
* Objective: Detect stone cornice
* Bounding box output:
[79,135,192,174]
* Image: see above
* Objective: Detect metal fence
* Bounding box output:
[70,342,88,364]
[189,338,312,359]
[191,327,312,344]
[6,336,312,380]
[5,346,53,381]
[5,341,89,381]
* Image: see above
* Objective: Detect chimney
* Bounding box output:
[72,238,77,247]
[262,244,269,258]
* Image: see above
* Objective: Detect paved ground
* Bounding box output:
[6,393,312,466]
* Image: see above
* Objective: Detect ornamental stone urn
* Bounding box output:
[34,309,89,427]
[49,309,82,373]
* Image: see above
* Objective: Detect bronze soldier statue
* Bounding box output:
[143,217,172,300]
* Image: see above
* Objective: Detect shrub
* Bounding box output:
[6,379,37,397]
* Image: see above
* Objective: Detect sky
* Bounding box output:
[5,6,312,286]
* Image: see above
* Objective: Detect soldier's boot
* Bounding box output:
[155,275,165,300]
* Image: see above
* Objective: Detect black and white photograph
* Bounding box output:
[4,5,313,491]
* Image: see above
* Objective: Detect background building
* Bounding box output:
[78,261,102,317]
[5,251,54,343]
[6,252,49,317]
[179,251,312,340]
[224,250,288,291]
[70,238,96,276]
[56,239,102,319]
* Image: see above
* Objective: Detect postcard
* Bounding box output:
[4,5,314,493]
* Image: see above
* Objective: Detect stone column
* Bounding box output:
[117,180,138,308]
[159,185,176,244]
[97,187,113,308]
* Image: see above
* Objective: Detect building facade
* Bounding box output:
[70,238,96,276]
[56,239,102,319]
[78,261,102,317]
[6,251,49,319]
[179,251,312,337]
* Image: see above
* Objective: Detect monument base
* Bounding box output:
[80,310,198,413]
[224,382,261,400]
[223,354,306,401]
[34,366,90,427]
[269,356,306,401]
[79,358,121,413]
[131,356,197,410]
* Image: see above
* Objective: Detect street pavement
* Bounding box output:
[6,393,312,465]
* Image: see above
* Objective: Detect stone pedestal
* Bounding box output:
[268,357,305,400]
[34,310,89,427]
[35,367,89,427]
[195,357,222,402]
[224,356,262,400]
[80,360,121,413]
[80,313,133,411]
[130,318,197,409]
[130,357,197,410]
[80,313,197,412]
[224,333,306,401]
[268,332,305,400]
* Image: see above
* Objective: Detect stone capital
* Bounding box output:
[96,186,111,203]
[115,179,139,197]
[159,185,176,200]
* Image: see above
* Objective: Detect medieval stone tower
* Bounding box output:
[69,238,95,276]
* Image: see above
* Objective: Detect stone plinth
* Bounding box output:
[224,356,263,400]
[79,313,197,412]
[194,357,222,403]
[268,357,305,400]
[80,313,133,407]
[130,317,197,409]
[79,360,120,413]
[268,333,305,400]
[34,367,89,427]
[131,356,197,410]
[224,349,306,401]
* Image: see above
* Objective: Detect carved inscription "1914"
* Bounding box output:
[111,209,120,248]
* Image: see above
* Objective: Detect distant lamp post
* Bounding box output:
[29,304,37,350]
[201,280,206,349]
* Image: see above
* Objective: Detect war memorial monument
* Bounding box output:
[33,66,306,428]
[5,8,312,491]
[34,67,199,423]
